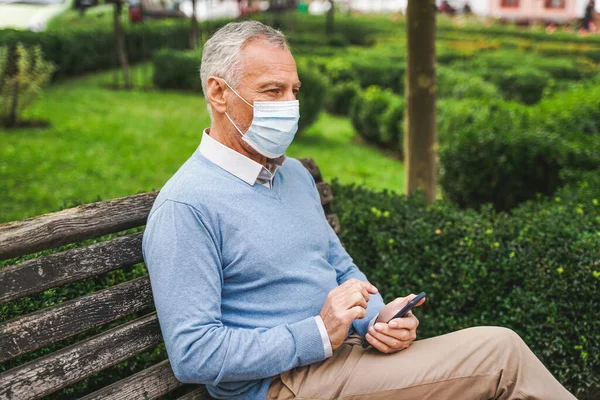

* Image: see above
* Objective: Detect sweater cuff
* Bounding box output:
[368,313,379,330]
[287,316,327,366]
[314,316,333,358]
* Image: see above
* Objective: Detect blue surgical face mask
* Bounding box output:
[222,79,300,159]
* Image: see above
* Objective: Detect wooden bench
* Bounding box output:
[0,158,341,400]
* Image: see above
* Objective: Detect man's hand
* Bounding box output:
[365,294,425,354]
[319,278,379,351]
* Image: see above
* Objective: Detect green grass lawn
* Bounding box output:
[0,70,404,223]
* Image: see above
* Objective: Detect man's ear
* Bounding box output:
[206,77,227,115]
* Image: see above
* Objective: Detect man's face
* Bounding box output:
[225,39,301,136]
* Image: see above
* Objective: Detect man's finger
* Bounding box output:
[365,332,394,354]
[369,325,410,349]
[372,323,414,342]
[388,315,419,330]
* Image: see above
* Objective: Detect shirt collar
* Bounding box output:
[198,128,286,187]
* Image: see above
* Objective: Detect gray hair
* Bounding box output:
[200,21,289,117]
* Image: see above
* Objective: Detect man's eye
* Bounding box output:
[268,89,279,94]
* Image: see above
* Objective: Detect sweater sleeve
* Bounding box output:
[142,199,326,386]
[301,164,385,339]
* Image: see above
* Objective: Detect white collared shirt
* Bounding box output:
[197,128,378,357]
[199,129,285,189]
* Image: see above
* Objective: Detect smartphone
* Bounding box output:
[387,292,426,323]
[362,292,426,349]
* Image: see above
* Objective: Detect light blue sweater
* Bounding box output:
[142,147,384,399]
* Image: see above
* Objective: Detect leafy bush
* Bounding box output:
[494,67,552,105]
[0,22,192,78]
[152,49,202,92]
[532,84,600,137]
[0,43,55,126]
[352,58,405,94]
[287,32,349,48]
[380,95,404,154]
[440,129,565,211]
[326,80,361,116]
[321,57,358,85]
[331,171,600,399]
[350,86,403,151]
[296,60,329,133]
[437,98,530,139]
[467,49,595,81]
[436,67,501,100]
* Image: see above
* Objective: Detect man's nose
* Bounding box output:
[282,89,297,101]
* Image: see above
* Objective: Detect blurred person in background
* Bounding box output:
[583,0,595,31]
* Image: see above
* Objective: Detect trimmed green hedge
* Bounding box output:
[0,22,192,78]
[350,86,404,153]
[331,171,600,399]
[326,80,361,116]
[152,49,202,92]
[533,83,600,137]
[296,60,329,132]
[436,67,501,100]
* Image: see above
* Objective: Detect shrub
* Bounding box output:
[296,60,329,133]
[437,98,530,140]
[330,171,600,398]
[287,32,348,48]
[380,95,404,154]
[439,129,566,211]
[436,67,501,100]
[467,50,594,82]
[532,84,600,137]
[350,86,401,147]
[494,67,551,105]
[322,57,358,85]
[152,49,202,92]
[352,58,405,94]
[326,80,361,116]
[0,43,55,126]
[0,22,192,78]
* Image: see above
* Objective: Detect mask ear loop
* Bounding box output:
[219,78,253,137]
[221,78,254,109]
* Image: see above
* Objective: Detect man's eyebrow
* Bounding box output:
[257,81,287,90]
[256,81,302,90]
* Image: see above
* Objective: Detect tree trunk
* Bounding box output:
[114,0,131,89]
[190,0,199,50]
[7,80,19,127]
[404,0,437,204]
[326,0,335,35]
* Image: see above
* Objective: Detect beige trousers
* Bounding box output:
[266,326,576,400]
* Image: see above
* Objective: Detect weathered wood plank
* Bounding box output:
[0,277,153,363]
[326,213,341,234]
[0,233,143,304]
[79,360,182,400]
[0,313,161,400]
[298,157,323,183]
[316,182,334,206]
[177,387,213,400]
[0,192,157,261]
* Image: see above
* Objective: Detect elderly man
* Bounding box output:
[142,21,576,400]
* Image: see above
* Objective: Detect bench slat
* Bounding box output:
[317,182,334,206]
[177,387,213,400]
[0,276,153,363]
[0,192,157,261]
[0,233,143,304]
[0,313,161,400]
[298,157,323,183]
[79,360,182,400]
